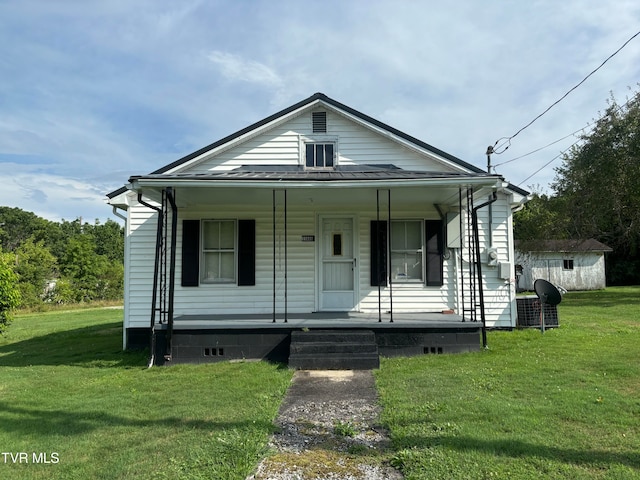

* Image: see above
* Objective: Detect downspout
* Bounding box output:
[272,190,276,323]
[284,189,288,324]
[165,188,178,361]
[111,206,128,350]
[376,189,382,322]
[388,189,393,323]
[138,193,162,368]
[472,191,497,349]
[111,206,127,223]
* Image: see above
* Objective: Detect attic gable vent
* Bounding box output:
[312,111,327,133]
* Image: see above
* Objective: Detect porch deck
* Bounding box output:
[170,311,467,329]
[147,312,482,367]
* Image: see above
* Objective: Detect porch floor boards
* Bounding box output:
[169,311,471,330]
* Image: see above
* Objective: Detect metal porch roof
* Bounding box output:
[128,164,495,184]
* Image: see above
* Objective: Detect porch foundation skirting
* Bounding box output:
[125,313,482,366]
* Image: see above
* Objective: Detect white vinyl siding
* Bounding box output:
[180,109,461,174]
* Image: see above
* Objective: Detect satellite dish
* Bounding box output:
[534,279,562,306]
[534,279,562,333]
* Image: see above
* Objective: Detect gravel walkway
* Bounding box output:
[247,370,403,480]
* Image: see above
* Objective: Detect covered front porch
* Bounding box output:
[127,165,505,366]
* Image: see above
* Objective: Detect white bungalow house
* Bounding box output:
[107,93,529,367]
[515,239,612,291]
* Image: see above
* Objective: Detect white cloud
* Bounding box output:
[207,51,283,87]
[1,0,640,222]
[0,163,119,222]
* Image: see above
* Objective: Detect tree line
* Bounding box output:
[0,207,124,331]
[514,87,640,285]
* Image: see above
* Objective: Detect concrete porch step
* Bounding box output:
[288,329,380,370]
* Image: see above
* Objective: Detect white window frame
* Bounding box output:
[201,219,237,284]
[390,219,424,283]
[300,135,338,170]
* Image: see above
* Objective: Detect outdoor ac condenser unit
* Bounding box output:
[516,295,559,328]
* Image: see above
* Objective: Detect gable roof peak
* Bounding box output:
[106,93,530,199]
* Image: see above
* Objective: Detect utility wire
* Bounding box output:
[493,125,591,167]
[516,137,583,187]
[504,91,638,180]
[492,29,640,154]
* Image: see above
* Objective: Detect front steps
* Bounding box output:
[288,329,380,370]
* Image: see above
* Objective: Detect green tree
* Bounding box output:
[14,238,57,307]
[513,190,566,241]
[0,250,21,332]
[552,88,640,284]
[88,219,125,263]
[0,206,62,252]
[59,235,106,302]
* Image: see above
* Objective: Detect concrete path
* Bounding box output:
[248,370,402,480]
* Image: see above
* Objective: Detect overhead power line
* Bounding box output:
[507,92,638,184]
[493,125,591,167]
[492,29,640,155]
[516,139,581,187]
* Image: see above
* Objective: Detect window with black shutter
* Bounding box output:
[181,218,255,287]
[370,219,444,287]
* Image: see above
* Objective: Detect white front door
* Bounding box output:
[319,216,357,311]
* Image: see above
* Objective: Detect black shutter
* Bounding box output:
[181,220,200,287]
[425,220,444,286]
[370,220,388,286]
[237,219,256,286]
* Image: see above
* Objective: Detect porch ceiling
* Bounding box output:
[152,183,493,208]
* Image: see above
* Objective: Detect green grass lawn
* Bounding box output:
[2,288,639,479]
[376,287,640,479]
[0,308,293,480]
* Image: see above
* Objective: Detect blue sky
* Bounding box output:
[1,0,639,223]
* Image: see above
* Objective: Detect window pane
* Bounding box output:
[407,253,423,280]
[203,221,220,249]
[316,144,325,167]
[333,234,342,256]
[391,222,405,249]
[391,252,408,280]
[405,222,422,249]
[306,144,315,167]
[391,252,423,281]
[203,252,219,281]
[220,252,235,280]
[219,221,235,249]
[325,144,334,167]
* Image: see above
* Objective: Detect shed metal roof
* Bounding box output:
[515,239,613,253]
